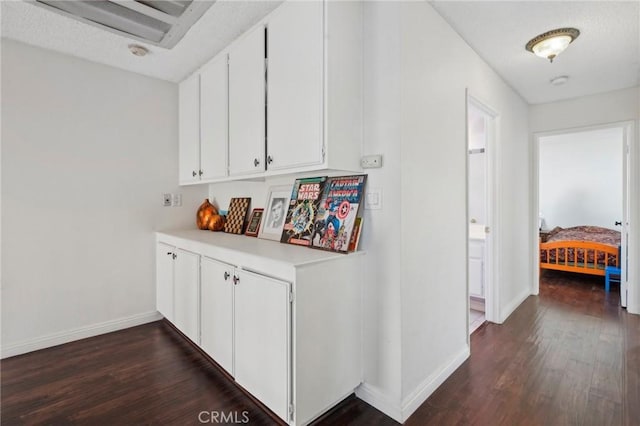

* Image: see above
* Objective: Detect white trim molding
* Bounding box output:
[1,311,162,359]
[355,382,402,423]
[499,288,531,324]
[400,345,470,422]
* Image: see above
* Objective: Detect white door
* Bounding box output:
[621,126,631,307]
[228,26,266,177]
[179,73,200,184]
[200,54,229,180]
[234,270,290,422]
[174,248,200,344]
[267,1,323,171]
[156,242,175,322]
[200,257,234,375]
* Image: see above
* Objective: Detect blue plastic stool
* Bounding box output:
[605,266,621,292]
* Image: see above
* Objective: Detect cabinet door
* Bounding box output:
[200,257,234,375]
[267,1,323,171]
[156,242,174,322]
[179,73,201,184]
[228,26,266,177]
[469,257,484,298]
[174,248,200,343]
[234,270,290,421]
[200,54,229,180]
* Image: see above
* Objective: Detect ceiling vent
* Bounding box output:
[29,1,215,49]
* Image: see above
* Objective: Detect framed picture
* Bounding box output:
[245,208,264,237]
[258,185,292,241]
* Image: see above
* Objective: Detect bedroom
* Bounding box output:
[537,124,629,305]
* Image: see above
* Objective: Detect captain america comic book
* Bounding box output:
[310,174,367,253]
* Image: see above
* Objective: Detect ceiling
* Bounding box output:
[2,1,638,104]
[1,0,282,82]
[430,1,640,104]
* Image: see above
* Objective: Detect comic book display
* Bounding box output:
[280,176,327,246]
[310,175,367,253]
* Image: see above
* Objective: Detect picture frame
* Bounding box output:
[258,185,293,241]
[245,208,264,237]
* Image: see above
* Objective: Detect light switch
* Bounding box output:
[365,189,382,210]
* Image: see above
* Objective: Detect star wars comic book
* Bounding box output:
[310,175,367,253]
[280,176,327,246]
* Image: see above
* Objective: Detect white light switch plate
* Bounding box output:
[365,189,382,210]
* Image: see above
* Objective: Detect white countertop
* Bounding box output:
[157,228,361,268]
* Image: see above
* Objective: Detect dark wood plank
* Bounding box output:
[2,269,638,425]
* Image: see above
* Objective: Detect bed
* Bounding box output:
[539,226,620,276]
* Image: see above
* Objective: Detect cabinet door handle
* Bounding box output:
[233,275,239,285]
[253,158,260,167]
[224,271,230,281]
[172,253,177,260]
[199,170,203,176]
[267,155,273,165]
[166,252,172,256]
[192,170,197,177]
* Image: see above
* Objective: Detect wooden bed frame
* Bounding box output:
[539,241,619,276]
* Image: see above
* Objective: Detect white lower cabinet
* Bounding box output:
[200,256,234,375]
[156,231,362,425]
[156,242,175,323]
[155,243,200,344]
[469,240,485,298]
[234,270,290,421]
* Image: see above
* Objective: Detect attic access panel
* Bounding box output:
[31,1,215,49]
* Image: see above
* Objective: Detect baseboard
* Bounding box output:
[355,382,402,423]
[1,311,162,359]
[400,345,470,422]
[499,288,532,323]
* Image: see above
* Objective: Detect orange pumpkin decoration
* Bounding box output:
[196,199,218,230]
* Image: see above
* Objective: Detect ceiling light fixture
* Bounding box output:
[128,44,149,57]
[526,28,580,63]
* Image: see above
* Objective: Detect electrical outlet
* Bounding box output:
[172,193,182,207]
[361,154,383,169]
[163,193,172,207]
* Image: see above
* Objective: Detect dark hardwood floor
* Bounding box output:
[2,271,638,425]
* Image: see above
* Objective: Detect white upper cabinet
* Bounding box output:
[178,73,200,184]
[200,54,229,181]
[177,0,363,184]
[228,25,266,177]
[266,1,323,171]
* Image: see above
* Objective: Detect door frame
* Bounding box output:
[466,93,499,328]
[531,120,637,312]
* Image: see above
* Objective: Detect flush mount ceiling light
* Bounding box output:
[29,1,215,49]
[526,28,580,63]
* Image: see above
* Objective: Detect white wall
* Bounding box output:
[530,86,640,314]
[1,40,207,357]
[398,1,530,419]
[539,127,623,229]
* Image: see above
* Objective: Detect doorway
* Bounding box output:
[533,122,634,308]
[466,95,497,333]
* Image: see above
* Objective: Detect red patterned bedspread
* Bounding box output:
[540,226,620,267]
